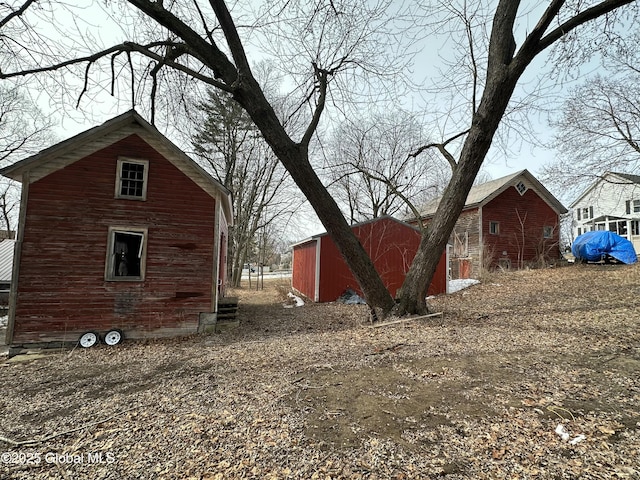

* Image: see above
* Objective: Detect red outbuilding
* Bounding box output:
[418,170,567,279]
[1,110,233,352]
[292,216,449,303]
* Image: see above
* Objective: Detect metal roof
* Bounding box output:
[0,239,15,283]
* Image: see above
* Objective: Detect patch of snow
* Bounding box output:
[285,292,305,308]
[449,279,480,294]
[0,315,7,327]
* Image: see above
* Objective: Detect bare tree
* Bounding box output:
[0,83,54,233]
[541,73,640,198]
[1,0,637,316]
[325,110,448,224]
[191,88,299,286]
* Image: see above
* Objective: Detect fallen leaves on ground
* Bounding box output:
[1,264,639,479]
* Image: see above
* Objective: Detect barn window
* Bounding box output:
[489,221,499,235]
[116,158,148,200]
[105,227,147,281]
[515,181,527,195]
[543,226,554,239]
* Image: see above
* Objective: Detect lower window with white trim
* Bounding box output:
[105,227,148,281]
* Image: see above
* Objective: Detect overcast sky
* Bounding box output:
[11,0,611,213]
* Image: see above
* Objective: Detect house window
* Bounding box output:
[609,220,628,237]
[634,200,640,213]
[632,221,640,236]
[105,227,147,281]
[582,207,590,220]
[116,158,148,200]
[543,226,554,239]
[489,221,499,235]
[577,227,582,236]
[515,181,527,195]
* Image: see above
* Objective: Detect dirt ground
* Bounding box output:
[1,264,639,479]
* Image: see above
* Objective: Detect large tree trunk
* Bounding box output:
[397,1,526,315]
[231,78,396,312]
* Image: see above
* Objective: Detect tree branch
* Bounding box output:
[0,0,36,29]
[0,41,232,93]
[534,0,635,56]
[209,0,252,77]
[126,0,238,85]
[410,129,470,170]
[301,63,328,148]
[516,0,565,59]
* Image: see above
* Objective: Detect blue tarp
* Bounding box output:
[572,231,638,264]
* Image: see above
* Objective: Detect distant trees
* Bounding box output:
[542,72,640,198]
[0,84,53,233]
[192,88,298,286]
[325,110,448,225]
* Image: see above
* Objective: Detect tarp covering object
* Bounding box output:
[571,231,638,264]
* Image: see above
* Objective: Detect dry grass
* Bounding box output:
[1,264,639,479]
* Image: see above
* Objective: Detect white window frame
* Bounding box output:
[105,227,148,281]
[115,158,149,200]
[633,199,640,213]
[515,181,527,195]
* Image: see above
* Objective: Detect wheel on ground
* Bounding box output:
[79,331,100,348]
[103,329,123,346]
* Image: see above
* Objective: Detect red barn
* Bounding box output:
[1,111,233,352]
[419,170,567,278]
[292,216,449,303]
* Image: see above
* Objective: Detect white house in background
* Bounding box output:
[570,172,640,252]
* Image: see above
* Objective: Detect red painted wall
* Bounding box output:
[295,217,447,303]
[482,186,561,268]
[12,134,217,344]
[292,239,317,300]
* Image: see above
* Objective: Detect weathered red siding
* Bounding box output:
[482,187,560,268]
[292,239,317,300]
[295,217,447,303]
[13,134,217,343]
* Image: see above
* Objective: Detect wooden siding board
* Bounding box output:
[11,134,217,344]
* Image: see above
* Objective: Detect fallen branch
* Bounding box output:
[370,312,444,328]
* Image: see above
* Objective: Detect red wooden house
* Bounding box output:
[292,216,449,303]
[419,170,567,278]
[1,110,233,351]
